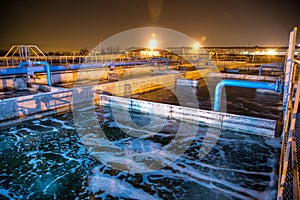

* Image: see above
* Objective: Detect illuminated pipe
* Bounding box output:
[150,58,169,70]
[258,64,283,76]
[213,79,280,112]
[2,61,146,76]
[17,61,52,86]
[32,61,52,86]
[18,61,30,68]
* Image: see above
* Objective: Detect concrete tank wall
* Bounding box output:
[99,94,278,137]
[0,73,180,125]
[93,73,179,96]
[34,66,157,85]
[0,66,157,90]
[0,85,278,137]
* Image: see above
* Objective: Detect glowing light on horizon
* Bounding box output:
[148,33,158,50]
[148,38,158,50]
[266,49,277,55]
[140,50,160,57]
[254,49,278,55]
[193,43,200,50]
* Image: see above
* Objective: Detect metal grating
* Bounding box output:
[296,113,300,197]
[277,28,299,200]
[282,151,295,199]
[278,113,300,200]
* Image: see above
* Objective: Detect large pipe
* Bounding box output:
[258,64,283,76]
[18,61,30,68]
[1,61,146,76]
[32,61,52,86]
[150,58,169,70]
[17,61,52,86]
[213,79,281,112]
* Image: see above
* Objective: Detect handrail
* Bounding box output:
[258,63,283,75]
[213,79,281,111]
[18,61,30,68]
[149,57,169,70]
[293,59,300,65]
[1,61,147,77]
[277,73,300,199]
[4,45,46,58]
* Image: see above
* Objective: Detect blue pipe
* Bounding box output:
[213,79,281,112]
[150,58,169,70]
[1,61,146,76]
[258,64,283,76]
[17,61,52,86]
[32,61,52,86]
[18,61,30,68]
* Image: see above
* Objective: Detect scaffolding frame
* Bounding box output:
[4,45,46,59]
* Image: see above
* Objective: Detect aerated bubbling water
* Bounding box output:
[0,105,280,199]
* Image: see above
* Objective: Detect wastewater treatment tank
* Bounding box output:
[0,82,282,199]
[0,52,285,199]
[0,108,281,199]
[0,62,284,199]
[2,24,300,199]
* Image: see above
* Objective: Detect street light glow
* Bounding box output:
[266,49,277,55]
[193,43,200,50]
[148,32,158,50]
[148,38,158,50]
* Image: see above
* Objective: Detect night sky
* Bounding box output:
[0,0,299,52]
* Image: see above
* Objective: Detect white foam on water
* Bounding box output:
[0,188,18,200]
[19,127,33,133]
[89,174,159,200]
[107,121,162,138]
[265,138,282,148]
[50,118,76,130]
[102,113,112,118]
[180,157,271,176]
[24,150,39,157]
[28,158,43,169]
[114,138,162,153]
[0,111,281,199]
[170,161,269,199]
[144,168,249,199]
[148,167,255,200]
[42,173,68,194]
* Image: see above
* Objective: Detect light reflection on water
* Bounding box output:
[0,104,281,199]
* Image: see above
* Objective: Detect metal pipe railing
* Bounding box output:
[32,61,52,86]
[213,79,282,111]
[293,59,300,65]
[18,61,30,68]
[17,61,52,86]
[2,61,146,76]
[149,57,169,70]
[258,63,283,76]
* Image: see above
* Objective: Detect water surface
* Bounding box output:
[0,105,281,199]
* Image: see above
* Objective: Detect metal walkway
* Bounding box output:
[278,112,300,199]
[277,27,300,200]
